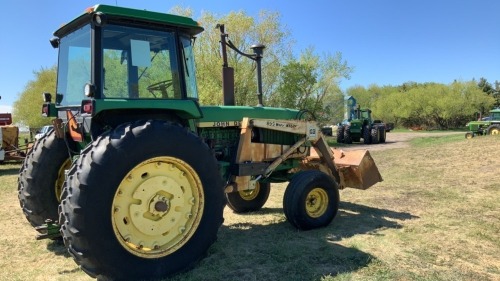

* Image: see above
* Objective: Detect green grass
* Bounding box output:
[410,133,466,146]
[0,134,499,281]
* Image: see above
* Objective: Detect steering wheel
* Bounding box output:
[147,80,173,98]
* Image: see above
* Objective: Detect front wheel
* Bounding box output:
[465,132,474,139]
[60,120,224,280]
[283,170,339,230]
[226,182,270,213]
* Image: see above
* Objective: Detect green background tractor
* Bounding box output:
[465,108,500,138]
[17,5,382,280]
[337,96,387,144]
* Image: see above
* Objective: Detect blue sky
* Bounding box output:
[1,0,499,113]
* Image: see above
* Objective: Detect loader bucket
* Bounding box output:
[302,148,382,190]
[332,149,382,190]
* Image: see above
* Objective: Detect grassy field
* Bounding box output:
[0,134,498,281]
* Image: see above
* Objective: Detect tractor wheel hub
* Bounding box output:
[149,195,170,216]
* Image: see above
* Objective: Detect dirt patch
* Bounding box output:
[336,131,463,151]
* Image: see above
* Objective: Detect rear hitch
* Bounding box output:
[34,219,61,240]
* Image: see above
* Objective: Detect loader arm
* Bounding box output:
[227,118,382,193]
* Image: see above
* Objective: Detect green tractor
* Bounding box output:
[18,5,382,280]
[336,96,387,144]
[465,108,500,138]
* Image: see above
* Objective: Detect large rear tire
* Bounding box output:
[371,126,380,144]
[226,182,270,213]
[363,125,371,144]
[60,120,225,280]
[343,125,352,144]
[379,127,386,143]
[283,170,339,230]
[336,126,344,143]
[18,130,72,227]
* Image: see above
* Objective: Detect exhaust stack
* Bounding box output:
[217,24,266,107]
[218,24,235,106]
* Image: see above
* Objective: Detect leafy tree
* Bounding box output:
[478,77,500,108]
[272,48,352,123]
[495,80,500,108]
[192,10,292,106]
[171,8,351,122]
[347,84,380,108]
[270,61,316,109]
[478,77,494,95]
[13,66,56,130]
[349,81,495,129]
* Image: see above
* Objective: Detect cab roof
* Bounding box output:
[54,4,204,37]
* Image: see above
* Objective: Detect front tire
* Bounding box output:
[226,182,270,213]
[60,120,224,280]
[18,130,72,227]
[465,132,474,139]
[283,170,339,230]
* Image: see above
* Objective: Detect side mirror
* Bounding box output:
[50,37,59,48]
[43,92,52,103]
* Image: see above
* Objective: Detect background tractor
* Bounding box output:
[18,5,382,280]
[465,108,500,138]
[336,96,387,144]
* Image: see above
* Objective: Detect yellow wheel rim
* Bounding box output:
[55,158,72,202]
[491,128,500,135]
[305,188,329,218]
[239,183,260,201]
[466,133,473,139]
[112,157,204,258]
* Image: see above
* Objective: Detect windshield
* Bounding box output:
[102,25,181,99]
[180,36,198,99]
[56,24,91,106]
[491,112,500,121]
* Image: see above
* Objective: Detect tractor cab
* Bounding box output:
[488,108,500,120]
[354,108,372,124]
[44,5,203,142]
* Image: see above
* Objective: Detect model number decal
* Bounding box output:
[266,121,298,129]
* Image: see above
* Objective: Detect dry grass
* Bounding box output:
[0,135,498,281]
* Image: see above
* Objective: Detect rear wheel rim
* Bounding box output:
[305,188,329,218]
[55,158,72,202]
[491,128,499,135]
[112,156,204,258]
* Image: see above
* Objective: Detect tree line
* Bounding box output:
[347,79,498,130]
[12,8,499,131]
